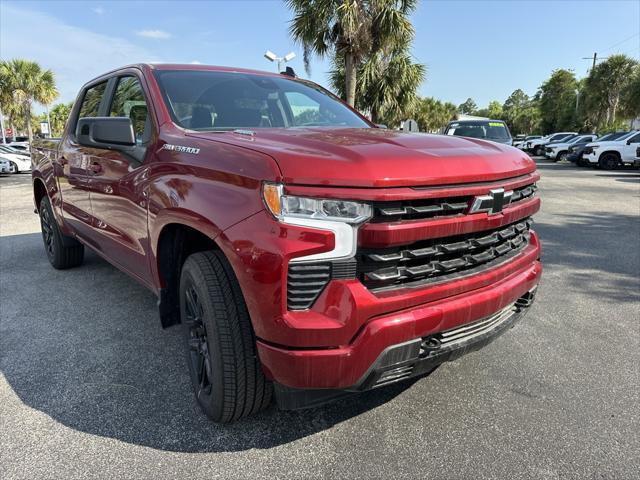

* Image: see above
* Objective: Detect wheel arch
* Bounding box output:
[600,150,622,160]
[33,176,47,212]
[153,219,222,328]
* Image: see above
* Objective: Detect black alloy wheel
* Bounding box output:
[599,153,619,170]
[183,283,214,400]
[39,201,56,262]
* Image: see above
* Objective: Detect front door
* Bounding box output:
[85,74,155,285]
[621,132,640,163]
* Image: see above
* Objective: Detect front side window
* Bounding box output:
[154,70,370,131]
[79,81,108,118]
[110,76,150,144]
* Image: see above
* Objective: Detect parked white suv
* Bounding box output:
[544,134,597,161]
[582,131,640,169]
[526,132,578,156]
[514,135,541,149]
[0,145,32,173]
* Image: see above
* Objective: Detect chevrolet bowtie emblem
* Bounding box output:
[469,188,513,215]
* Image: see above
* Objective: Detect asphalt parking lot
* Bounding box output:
[1,160,639,479]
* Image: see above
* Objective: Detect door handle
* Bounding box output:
[90,162,103,174]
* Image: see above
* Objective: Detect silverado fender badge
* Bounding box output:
[469,188,514,215]
[162,144,200,154]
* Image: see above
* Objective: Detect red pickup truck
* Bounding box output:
[32,64,541,422]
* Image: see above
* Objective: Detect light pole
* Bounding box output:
[264,50,296,73]
[0,108,5,144]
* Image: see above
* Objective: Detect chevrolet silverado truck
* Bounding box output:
[31,64,541,422]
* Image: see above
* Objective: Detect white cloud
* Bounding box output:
[92,6,105,15]
[0,5,158,110]
[136,29,171,39]
[190,60,202,64]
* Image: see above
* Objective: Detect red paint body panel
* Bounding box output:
[31,63,543,392]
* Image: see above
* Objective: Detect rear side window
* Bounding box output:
[79,82,108,118]
[109,76,151,144]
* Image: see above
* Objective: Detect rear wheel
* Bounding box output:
[599,153,619,170]
[180,250,272,423]
[39,196,84,269]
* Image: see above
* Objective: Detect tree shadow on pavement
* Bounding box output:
[0,233,422,453]
[533,212,640,304]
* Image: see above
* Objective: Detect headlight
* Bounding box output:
[262,183,372,262]
[263,183,371,224]
[591,145,599,150]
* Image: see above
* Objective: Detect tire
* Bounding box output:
[557,151,568,162]
[599,153,619,170]
[39,196,84,269]
[9,162,18,173]
[534,146,543,156]
[180,250,272,423]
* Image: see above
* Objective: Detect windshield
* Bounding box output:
[597,132,627,141]
[154,70,371,131]
[444,121,511,140]
[613,131,637,141]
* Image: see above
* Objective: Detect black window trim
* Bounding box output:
[68,67,158,146]
[104,72,156,145]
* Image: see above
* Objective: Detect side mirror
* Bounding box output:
[76,117,135,150]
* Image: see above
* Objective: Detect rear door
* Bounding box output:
[84,71,155,284]
[58,80,108,241]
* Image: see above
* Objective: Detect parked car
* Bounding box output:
[0,157,10,174]
[514,135,541,149]
[544,134,597,162]
[0,145,32,172]
[5,141,30,154]
[582,131,640,169]
[443,119,513,145]
[31,64,541,422]
[526,132,578,156]
[635,146,640,168]
[570,132,629,166]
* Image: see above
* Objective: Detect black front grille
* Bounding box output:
[370,183,536,223]
[287,259,357,310]
[357,218,533,291]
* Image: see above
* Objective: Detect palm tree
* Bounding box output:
[330,46,425,126]
[287,0,417,107]
[0,59,58,141]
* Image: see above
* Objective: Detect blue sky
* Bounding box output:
[1,0,639,113]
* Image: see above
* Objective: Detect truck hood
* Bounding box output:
[188,127,536,188]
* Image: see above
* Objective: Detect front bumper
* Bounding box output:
[274,286,538,409]
[583,152,598,164]
[258,249,541,391]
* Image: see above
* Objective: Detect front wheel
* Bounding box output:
[557,152,568,162]
[180,251,272,423]
[599,153,619,170]
[9,162,18,173]
[534,146,543,156]
[39,196,84,269]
